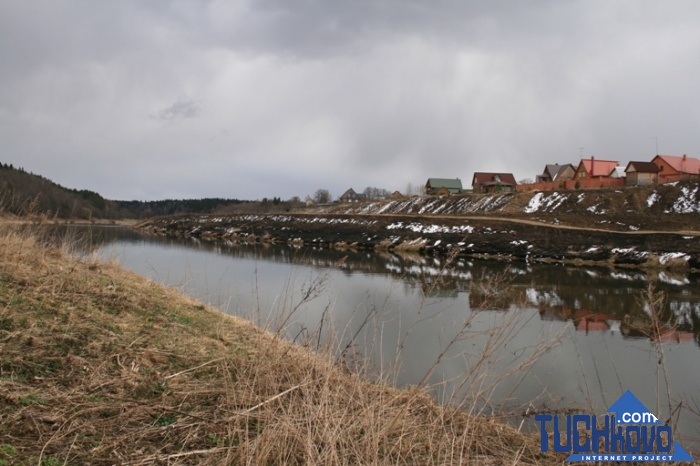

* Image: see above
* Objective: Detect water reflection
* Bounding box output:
[85,224,700,345]
[70,225,700,451]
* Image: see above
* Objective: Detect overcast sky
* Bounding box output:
[2,1,699,201]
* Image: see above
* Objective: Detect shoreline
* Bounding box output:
[135,212,700,272]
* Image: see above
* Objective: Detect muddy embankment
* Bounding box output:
[136,209,700,271]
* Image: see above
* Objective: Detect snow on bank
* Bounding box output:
[387,222,474,234]
[659,252,691,265]
[665,185,700,213]
[524,192,569,213]
[344,194,514,215]
[647,191,660,207]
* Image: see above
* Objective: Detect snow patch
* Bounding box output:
[646,191,660,207]
[658,272,690,286]
[387,222,474,234]
[665,186,700,213]
[658,252,690,265]
[524,193,544,213]
[586,204,607,214]
[524,192,569,213]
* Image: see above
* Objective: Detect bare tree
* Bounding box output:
[313,189,332,204]
[405,181,424,196]
[362,187,389,200]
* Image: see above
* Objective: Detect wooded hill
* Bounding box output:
[0,163,251,220]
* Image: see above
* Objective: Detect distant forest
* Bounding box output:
[0,163,295,220]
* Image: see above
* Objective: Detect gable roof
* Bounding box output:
[578,158,619,177]
[625,161,659,173]
[426,178,463,190]
[543,164,574,180]
[609,166,626,178]
[472,172,517,186]
[653,155,700,175]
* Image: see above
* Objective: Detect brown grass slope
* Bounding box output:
[0,221,559,465]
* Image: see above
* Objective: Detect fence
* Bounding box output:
[518,177,626,192]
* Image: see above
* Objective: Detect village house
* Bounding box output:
[608,166,626,178]
[652,154,700,184]
[624,161,659,186]
[573,157,619,179]
[425,178,463,196]
[338,188,365,203]
[536,163,575,183]
[471,172,517,193]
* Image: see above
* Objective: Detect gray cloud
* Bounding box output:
[1,0,700,201]
[153,99,200,121]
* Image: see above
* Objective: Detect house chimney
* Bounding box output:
[683,154,687,161]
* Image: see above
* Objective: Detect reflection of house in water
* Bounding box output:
[537,302,697,343]
[573,311,612,334]
[538,305,616,334]
[620,315,695,343]
[538,305,571,322]
[656,330,695,343]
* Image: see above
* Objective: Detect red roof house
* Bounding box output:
[652,154,700,184]
[573,157,619,179]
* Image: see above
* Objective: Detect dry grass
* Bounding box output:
[0,219,562,465]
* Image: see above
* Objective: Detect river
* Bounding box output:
[73,225,700,450]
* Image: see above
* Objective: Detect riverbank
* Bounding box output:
[0,220,558,464]
[136,211,700,271]
[134,183,700,271]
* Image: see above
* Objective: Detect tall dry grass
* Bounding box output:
[0,218,562,464]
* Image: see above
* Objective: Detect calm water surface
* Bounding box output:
[80,226,700,450]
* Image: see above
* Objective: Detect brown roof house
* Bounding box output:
[652,154,700,184]
[472,173,517,193]
[536,164,575,183]
[425,178,463,196]
[339,188,366,203]
[624,161,659,186]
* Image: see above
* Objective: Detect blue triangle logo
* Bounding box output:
[593,390,694,462]
[607,390,660,425]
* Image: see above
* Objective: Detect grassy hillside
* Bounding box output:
[0,220,557,465]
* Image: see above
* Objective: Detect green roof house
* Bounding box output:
[425,178,463,195]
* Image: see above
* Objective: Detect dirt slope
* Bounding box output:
[326,181,700,232]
